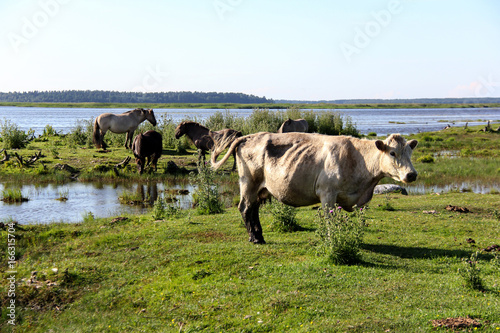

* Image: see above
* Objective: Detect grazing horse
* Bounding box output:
[277,118,308,133]
[93,108,157,149]
[174,121,242,170]
[131,130,162,174]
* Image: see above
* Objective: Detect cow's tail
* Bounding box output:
[93,119,102,149]
[211,133,246,171]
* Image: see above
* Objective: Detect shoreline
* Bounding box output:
[1,102,500,109]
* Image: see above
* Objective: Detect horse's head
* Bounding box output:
[175,122,186,139]
[145,109,157,126]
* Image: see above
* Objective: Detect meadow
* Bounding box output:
[0,109,499,332]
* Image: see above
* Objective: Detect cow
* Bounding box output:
[211,132,418,244]
[277,118,308,133]
[131,130,162,174]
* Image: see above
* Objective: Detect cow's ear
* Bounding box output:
[407,139,418,150]
[375,140,386,152]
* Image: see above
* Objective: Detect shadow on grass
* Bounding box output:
[362,243,471,259]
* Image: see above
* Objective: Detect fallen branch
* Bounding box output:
[0,149,9,164]
[115,156,131,169]
[113,156,132,177]
[14,150,44,167]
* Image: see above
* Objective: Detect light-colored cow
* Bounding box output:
[277,118,308,133]
[212,132,418,244]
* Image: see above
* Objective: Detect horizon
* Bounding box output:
[1,1,499,100]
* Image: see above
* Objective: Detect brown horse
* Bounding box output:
[174,121,242,170]
[93,108,157,149]
[277,118,309,133]
[131,130,162,174]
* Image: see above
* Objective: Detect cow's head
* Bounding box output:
[376,134,418,183]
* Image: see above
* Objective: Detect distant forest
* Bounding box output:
[0,90,272,104]
[277,97,500,104]
[0,90,499,105]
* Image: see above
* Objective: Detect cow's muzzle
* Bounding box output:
[404,172,418,183]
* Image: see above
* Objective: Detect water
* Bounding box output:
[1,106,499,224]
[0,182,194,224]
[1,106,498,136]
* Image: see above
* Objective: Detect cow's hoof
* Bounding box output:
[253,238,266,245]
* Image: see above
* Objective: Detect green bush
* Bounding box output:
[68,120,93,147]
[267,199,300,232]
[417,154,435,163]
[0,119,34,149]
[152,196,180,220]
[315,205,365,265]
[458,252,484,291]
[190,163,224,215]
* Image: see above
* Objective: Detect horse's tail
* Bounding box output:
[211,133,246,171]
[93,118,102,149]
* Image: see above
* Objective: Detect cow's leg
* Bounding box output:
[238,184,265,244]
[231,151,237,171]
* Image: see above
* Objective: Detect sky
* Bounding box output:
[1,0,499,101]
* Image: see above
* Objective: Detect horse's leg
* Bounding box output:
[125,131,133,149]
[101,129,107,149]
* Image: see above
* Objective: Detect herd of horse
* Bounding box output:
[92,108,308,174]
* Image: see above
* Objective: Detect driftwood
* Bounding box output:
[0,149,9,164]
[113,156,131,176]
[14,150,43,167]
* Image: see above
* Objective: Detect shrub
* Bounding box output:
[68,120,93,147]
[42,125,59,137]
[315,205,365,265]
[190,162,224,215]
[267,199,300,232]
[0,119,34,149]
[417,154,435,163]
[458,252,484,291]
[152,195,180,220]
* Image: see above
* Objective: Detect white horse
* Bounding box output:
[93,108,157,149]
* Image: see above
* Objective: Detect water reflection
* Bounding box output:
[0,180,497,224]
[0,181,194,224]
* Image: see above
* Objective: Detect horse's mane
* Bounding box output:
[123,108,145,114]
[181,121,209,131]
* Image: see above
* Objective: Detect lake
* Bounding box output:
[1,106,499,136]
[1,106,499,224]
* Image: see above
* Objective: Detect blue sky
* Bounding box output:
[1,0,499,100]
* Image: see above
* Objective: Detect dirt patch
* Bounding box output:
[431,316,482,330]
[445,205,470,213]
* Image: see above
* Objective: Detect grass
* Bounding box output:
[1,192,500,332]
[1,188,28,203]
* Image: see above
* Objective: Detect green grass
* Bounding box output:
[1,188,28,203]
[1,192,499,332]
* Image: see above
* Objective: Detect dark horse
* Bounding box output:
[174,121,242,170]
[277,118,309,133]
[93,108,157,149]
[131,130,162,174]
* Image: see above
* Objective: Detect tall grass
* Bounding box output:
[0,119,35,149]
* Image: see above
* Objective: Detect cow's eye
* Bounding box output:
[390,151,396,157]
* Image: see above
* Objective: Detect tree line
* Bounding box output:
[0,90,272,104]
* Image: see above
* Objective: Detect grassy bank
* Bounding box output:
[1,192,499,332]
[1,102,500,109]
[1,123,499,188]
